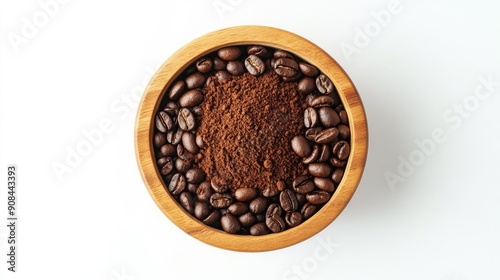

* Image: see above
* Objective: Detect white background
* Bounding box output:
[1,0,500,279]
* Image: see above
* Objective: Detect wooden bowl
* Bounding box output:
[135,25,368,252]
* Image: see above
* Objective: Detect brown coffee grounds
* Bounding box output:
[198,71,306,191]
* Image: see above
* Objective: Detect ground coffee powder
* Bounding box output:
[198,71,306,191]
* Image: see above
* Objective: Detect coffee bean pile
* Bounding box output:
[153,45,350,235]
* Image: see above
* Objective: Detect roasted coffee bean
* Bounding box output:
[195,134,206,149]
[154,132,167,148]
[315,127,339,144]
[261,188,279,198]
[318,144,331,162]
[168,80,186,100]
[187,183,198,194]
[221,213,241,234]
[282,72,302,82]
[296,193,307,206]
[331,168,344,184]
[292,176,315,194]
[234,188,259,201]
[213,56,227,70]
[181,132,199,154]
[273,49,294,59]
[177,108,196,131]
[179,191,194,213]
[247,45,268,58]
[163,101,179,117]
[166,129,183,145]
[215,70,232,83]
[285,212,303,227]
[274,58,298,78]
[338,124,350,140]
[211,176,230,193]
[176,144,195,160]
[298,62,319,77]
[174,157,190,173]
[196,57,213,73]
[291,135,312,158]
[316,74,335,94]
[155,111,174,133]
[203,210,220,225]
[159,144,176,157]
[318,107,340,128]
[157,157,174,176]
[280,189,299,212]
[196,181,213,201]
[301,202,317,220]
[332,140,350,160]
[226,60,245,76]
[303,107,318,128]
[266,213,286,233]
[239,212,256,227]
[305,127,322,141]
[228,202,249,216]
[313,177,335,192]
[250,222,270,236]
[339,110,348,125]
[179,89,204,108]
[185,168,205,184]
[266,203,282,217]
[311,95,335,108]
[194,201,210,220]
[244,55,265,76]
[185,72,205,89]
[308,163,332,177]
[210,193,233,208]
[249,196,268,214]
[306,190,331,204]
[330,157,346,168]
[302,145,320,164]
[168,173,186,195]
[218,46,241,60]
[298,77,316,95]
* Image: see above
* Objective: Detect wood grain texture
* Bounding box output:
[134,26,368,252]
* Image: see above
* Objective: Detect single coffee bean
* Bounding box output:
[196,181,213,202]
[266,203,282,217]
[308,163,332,177]
[306,190,331,204]
[266,213,286,233]
[174,157,191,173]
[316,74,334,94]
[154,132,167,148]
[305,127,322,141]
[318,107,340,128]
[273,49,294,59]
[228,202,249,216]
[181,132,199,154]
[155,111,174,133]
[185,72,205,89]
[301,202,317,220]
[298,62,319,77]
[203,210,220,225]
[282,71,302,82]
[239,212,256,227]
[291,135,312,158]
[338,124,350,140]
[211,176,230,193]
[292,176,315,195]
[213,56,227,70]
[274,57,298,78]
[249,196,268,214]
[311,95,335,108]
[296,193,307,207]
[315,127,339,144]
[302,145,320,164]
[159,144,176,157]
[285,211,303,227]
[163,101,179,117]
[261,188,279,198]
[330,157,346,168]
[187,183,198,194]
[318,144,331,162]
[234,188,259,201]
[210,193,233,208]
[226,60,245,76]
[298,77,316,95]
[313,177,335,192]
[196,57,213,73]
[194,201,210,220]
[166,129,183,145]
[280,189,299,212]
[157,157,174,176]
[177,108,196,131]
[332,140,350,160]
[218,46,241,60]
[331,168,344,184]
[303,107,318,128]
[176,144,195,160]
[179,89,204,108]
[250,222,270,236]
[215,70,232,83]
[168,80,186,100]
[247,45,268,58]
[221,213,241,234]
[168,173,186,195]
[185,168,205,184]
[179,191,194,213]
[339,110,348,125]
[195,134,206,149]
[244,55,265,76]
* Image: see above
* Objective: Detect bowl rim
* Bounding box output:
[134,25,368,252]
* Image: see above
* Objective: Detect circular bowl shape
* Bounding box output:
[135,26,368,252]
